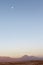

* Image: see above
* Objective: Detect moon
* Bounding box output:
[11,6,14,9]
[9,4,15,9]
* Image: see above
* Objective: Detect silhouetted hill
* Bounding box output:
[0,55,43,62]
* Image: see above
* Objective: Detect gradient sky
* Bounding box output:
[0,0,43,58]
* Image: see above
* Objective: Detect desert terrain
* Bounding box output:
[0,61,43,65]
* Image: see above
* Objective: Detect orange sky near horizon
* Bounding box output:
[0,48,43,58]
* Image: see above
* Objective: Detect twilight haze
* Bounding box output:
[0,0,43,58]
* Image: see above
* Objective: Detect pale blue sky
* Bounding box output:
[0,0,43,57]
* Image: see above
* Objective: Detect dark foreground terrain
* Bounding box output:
[0,61,43,65]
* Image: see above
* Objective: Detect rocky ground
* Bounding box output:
[0,61,43,65]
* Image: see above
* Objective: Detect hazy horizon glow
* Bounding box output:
[0,0,43,58]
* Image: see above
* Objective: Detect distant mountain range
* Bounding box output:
[0,55,43,62]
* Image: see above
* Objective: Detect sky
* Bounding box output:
[0,0,43,58]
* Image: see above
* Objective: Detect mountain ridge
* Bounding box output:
[0,55,43,62]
